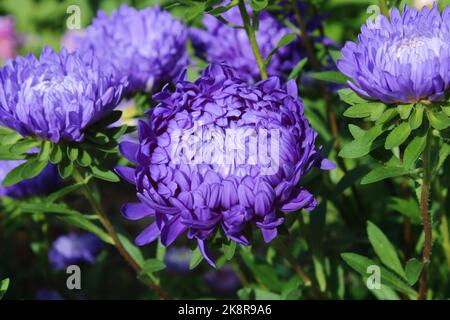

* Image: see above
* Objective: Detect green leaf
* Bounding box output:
[367,221,406,279]
[387,197,421,225]
[67,145,79,162]
[343,103,386,120]
[91,166,120,182]
[409,106,424,130]
[427,110,450,130]
[250,0,268,11]
[338,88,369,105]
[436,143,450,172]
[385,122,411,149]
[361,166,413,185]
[310,71,348,85]
[190,246,204,270]
[288,58,308,80]
[118,233,144,267]
[0,278,9,299]
[341,253,416,296]
[376,108,398,125]
[340,125,385,158]
[49,144,63,164]
[21,158,48,179]
[405,258,424,286]
[397,104,414,120]
[403,130,427,169]
[59,215,113,245]
[348,124,365,139]
[77,149,92,167]
[264,34,296,68]
[9,139,39,155]
[2,161,27,186]
[47,183,83,203]
[312,255,327,292]
[140,259,166,276]
[38,140,52,161]
[58,158,74,179]
[222,241,236,260]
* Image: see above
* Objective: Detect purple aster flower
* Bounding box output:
[78,5,188,93]
[0,16,18,61]
[116,63,334,267]
[0,159,59,198]
[190,6,304,83]
[48,233,103,270]
[0,46,125,142]
[338,5,450,104]
[163,246,191,273]
[204,265,240,295]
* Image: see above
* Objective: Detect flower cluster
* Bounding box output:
[0,160,59,198]
[0,46,125,142]
[117,63,334,266]
[338,5,450,103]
[190,6,304,83]
[48,233,103,270]
[78,5,188,93]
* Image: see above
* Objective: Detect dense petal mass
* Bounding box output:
[118,63,333,266]
[48,233,103,270]
[338,5,450,103]
[78,5,188,93]
[0,46,125,142]
[0,159,59,198]
[190,6,305,83]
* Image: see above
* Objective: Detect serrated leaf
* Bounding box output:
[190,246,204,270]
[405,258,423,286]
[0,278,10,299]
[341,253,416,296]
[385,122,411,149]
[361,166,413,185]
[367,221,406,279]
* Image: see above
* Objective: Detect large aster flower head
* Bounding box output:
[78,5,188,93]
[338,5,450,104]
[0,46,125,142]
[48,233,103,270]
[0,159,59,198]
[190,6,304,83]
[116,63,334,267]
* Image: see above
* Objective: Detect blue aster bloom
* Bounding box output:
[338,5,450,104]
[0,46,125,142]
[48,233,103,270]
[163,246,191,273]
[0,159,59,198]
[78,5,188,93]
[116,63,334,267]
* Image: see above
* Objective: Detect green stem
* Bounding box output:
[436,180,450,268]
[418,131,433,300]
[276,239,312,286]
[378,0,390,17]
[238,0,267,79]
[72,168,169,300]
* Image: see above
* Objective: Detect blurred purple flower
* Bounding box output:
[78,5,188,93]
[163,246,191,273]
[190,6,304,83]
[204,265,240,295]
[61,29,86,53]
[49,233,103,270]
[0,46,125,142]
[0,16,18,61]
[35,289,63,300]
[338,5,450,103]
[116,63,334,267]
[0,160,59,198]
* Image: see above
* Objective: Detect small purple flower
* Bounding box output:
[116,63,334,267]
[78,5,188,93]
[204,265,240,295]
[0,16,18,61]
[338,5,450,104]
[0,160,59,198]
[48,233,103,270]
[163,246,191,273]
[0,46,125,142]
[190,6,304,83]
